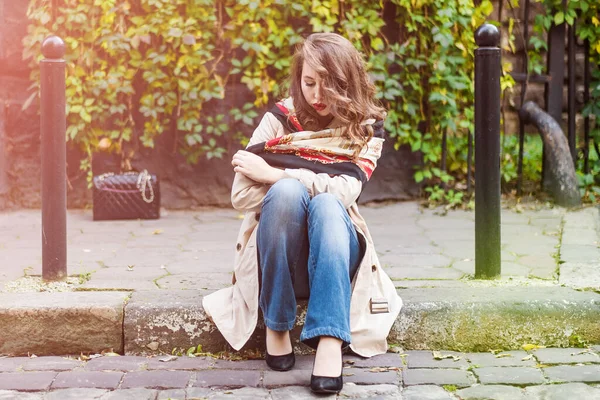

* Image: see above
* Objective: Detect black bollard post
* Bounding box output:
[474,24,501,279]
[41,36,67,281]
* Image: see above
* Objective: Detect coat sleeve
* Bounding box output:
[230,112,282,212]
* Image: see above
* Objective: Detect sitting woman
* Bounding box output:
[203,32,402,394]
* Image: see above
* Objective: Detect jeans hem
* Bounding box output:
[300,326,351,346]
[263,317,295,332]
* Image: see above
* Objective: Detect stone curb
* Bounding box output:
[1,287,599,356]
[0,292,129,356]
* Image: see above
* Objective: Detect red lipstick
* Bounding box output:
[313,103,326,111]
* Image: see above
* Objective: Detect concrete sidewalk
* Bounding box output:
[0,201,599,356]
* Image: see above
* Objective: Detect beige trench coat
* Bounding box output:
[202,110,402,357]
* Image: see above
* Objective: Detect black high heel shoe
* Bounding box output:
[265,351,295,371]
[310,355,343,394]
[310,371,343,394]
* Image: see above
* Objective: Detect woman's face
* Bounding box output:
[301,61,331,116]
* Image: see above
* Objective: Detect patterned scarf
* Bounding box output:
[246,98,385,185]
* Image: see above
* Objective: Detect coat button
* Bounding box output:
[236,243,242,251]
[372,265,377,272]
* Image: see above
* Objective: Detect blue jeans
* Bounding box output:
[257,179,362,348]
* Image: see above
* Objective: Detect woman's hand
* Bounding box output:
[231,150,286,184]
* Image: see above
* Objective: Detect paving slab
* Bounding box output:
[0,292,128,356]
[343,352,404,368]
[532,348,600,364]
[45,388,108,399]
[339,384,401,399]
[405,350,468,369]
[84,356,149,372]
[524,382,600,400]
[384,265,462,279]
[120,371,191,389]
[401,385,457,400]
[146,356,213,371]
[543,365,600,383]
[343,369,400,385]
[193,370,261,388]
[208,387,271,399]
[263,370,310,388]
[465,351,536,367]
[270,385,325,400]
[52,371,123,389]
[456,384,527,400]
[474,367,545,385]
[183,387,214,399]
[21,356,83,371]
[0,371,57,391]
[0,391,45,400]
[156,389,186,400]
[0,357,28,372]
[402,368,474,387]
[100,388,158,400]
[559,262,600,290]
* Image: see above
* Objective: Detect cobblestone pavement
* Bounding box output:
[0,348,599,399]
[1,202,598,292]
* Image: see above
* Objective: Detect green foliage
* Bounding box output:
[500,134,543,190]
[528,0,600,204]
[23,0,492,195]
[577,148,600,203]
[376,0,493,204]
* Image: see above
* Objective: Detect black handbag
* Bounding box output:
[92,170,160,221]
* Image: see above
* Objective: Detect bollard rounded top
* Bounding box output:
[42,35,66,59]
[475,23,500,47]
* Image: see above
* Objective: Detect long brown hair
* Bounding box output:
[288,33,385,155]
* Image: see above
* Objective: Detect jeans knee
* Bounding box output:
[308,193,344,219]
[262,179,309,223]
[266,179,308,205]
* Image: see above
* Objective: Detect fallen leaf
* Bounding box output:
[342,372,355,376]
[89,354,102,359]
[522,354,534,361]
[522,344,546,351]
[29,354,37,358]
[127,265,135,271]
[159,355,178,362]
[369,367,388,372]
[495,353,512,358]
[104,352,120,357]
[344,360,355,365]
[152,229,163,235]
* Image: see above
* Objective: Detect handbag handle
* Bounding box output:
[136,170,155,204]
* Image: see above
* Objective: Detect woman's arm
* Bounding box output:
[230,113,283,212]
[283,169,363,209]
